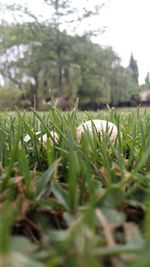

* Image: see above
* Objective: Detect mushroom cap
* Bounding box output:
[24,131,59,143]
[76,119,119,143]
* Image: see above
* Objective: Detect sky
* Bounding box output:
[0,0,150,84]
[98,0,150,84]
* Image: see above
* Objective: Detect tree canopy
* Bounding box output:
[0,1,140,109]
[129,53,139,84]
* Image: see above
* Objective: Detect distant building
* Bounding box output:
[139,89,150,104]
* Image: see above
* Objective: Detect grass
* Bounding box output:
[0,106,150,267]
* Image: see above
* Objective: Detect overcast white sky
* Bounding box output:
[0,0,150,84]
[99,0,150,84]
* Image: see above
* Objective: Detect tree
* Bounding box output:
[0,22,55,108]
[129,53,139,84]
[0,2,140,110]
[145,72,150,89]
[71,37,119,107]
[0,0,106,106]
[0,0,106,107]
[43,0,105,96]
[110,66,139,106]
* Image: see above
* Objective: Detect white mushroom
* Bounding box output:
[38,131,59,143]
[23,134,32,143]
[76,119,120,143]
[24,131,59,143]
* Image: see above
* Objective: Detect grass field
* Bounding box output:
[0,106,150,267]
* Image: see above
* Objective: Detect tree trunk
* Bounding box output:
[30,77,39,110]
[56,26,64,96]
[34,84,39,110]
[58,64,63,96]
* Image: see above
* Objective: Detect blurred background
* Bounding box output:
[0,0,149,110]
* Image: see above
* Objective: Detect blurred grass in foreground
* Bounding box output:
[0,106,150,267]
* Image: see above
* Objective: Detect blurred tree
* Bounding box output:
[0,0,105,108]
[0,22,56,108]
[0,2,140,110]
[73,39,119,106]
[43,0,73,96]
[110,66,139,106]
[145,72,150,89]
[43,0,105,96]
[129,53,139,84]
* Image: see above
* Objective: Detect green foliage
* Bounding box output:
[0,3,140,109]
[110,66,139,106]
[144,72,150,89]
[0,87,21,110]
[129,53,139,84]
